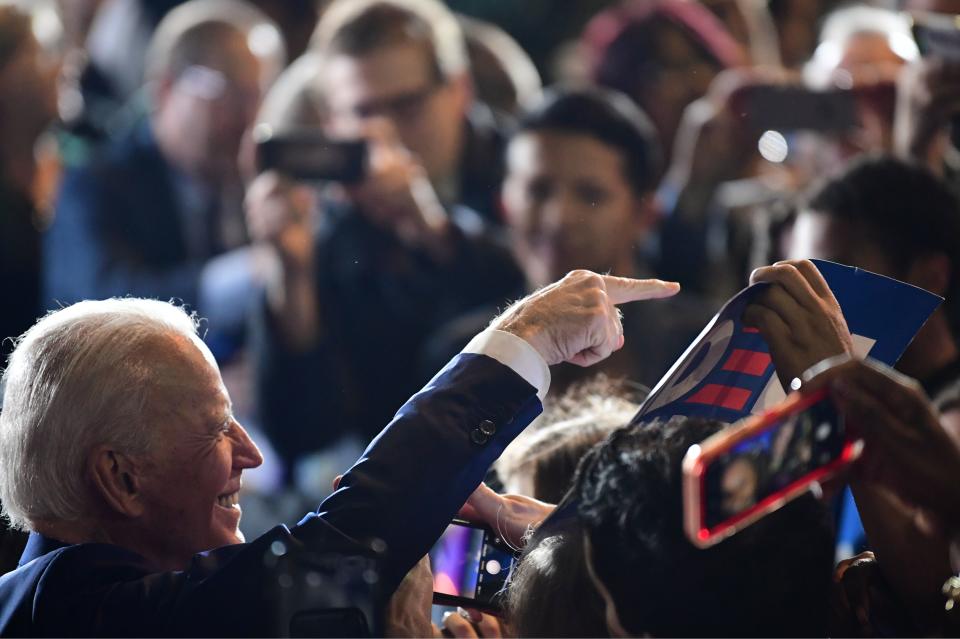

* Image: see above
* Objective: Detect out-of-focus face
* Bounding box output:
[640,21,721,160]
[320,41,469,183]
[720,457,758,515]
[158,29,263,180]
[838,32,906,79]
[134,333,263,568]
[785,210,895,276]
[502,130,647,289]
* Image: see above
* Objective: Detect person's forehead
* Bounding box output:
[146,334,229,421]
[204,30,261,85]
[788,210,893,273]
[321,41,436,109]
[507,130,628,180]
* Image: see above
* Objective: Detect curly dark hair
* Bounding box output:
[575,416,835,637]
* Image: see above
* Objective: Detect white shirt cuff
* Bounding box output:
[462,328,550,402]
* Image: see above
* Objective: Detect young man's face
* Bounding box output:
[502,130,649,289]
[320,40,469,184]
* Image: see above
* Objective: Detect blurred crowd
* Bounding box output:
[3,0,960,635]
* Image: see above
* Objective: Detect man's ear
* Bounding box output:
[89,447,145,518]
[906,251,951,297]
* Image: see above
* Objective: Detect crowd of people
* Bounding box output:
[2,0,960,636]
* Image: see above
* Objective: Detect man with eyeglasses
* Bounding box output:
[45,0,284,320]
[245,0,523,484]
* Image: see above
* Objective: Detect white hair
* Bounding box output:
[804,4,918,88]
[0,299,201,530]
[310,0,468,80]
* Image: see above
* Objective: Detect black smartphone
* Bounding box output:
[733,85,859,133]
[253,125,367,183]
[429,519,517,612]
[682,388,862,548]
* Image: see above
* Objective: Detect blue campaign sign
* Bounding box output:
[631,259,942,426]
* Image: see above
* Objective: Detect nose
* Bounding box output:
[231,420,264,470]
[540,191,578,237]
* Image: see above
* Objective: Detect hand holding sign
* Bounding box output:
[633,259,942,426]
[744,260,855,389]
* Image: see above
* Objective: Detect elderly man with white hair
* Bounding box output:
[0,271,679,636]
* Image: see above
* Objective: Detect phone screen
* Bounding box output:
[735,86,859,133]
[429,520,516,609]
[702,395,847,529]
[253,127,367,183]
[683,390,862,547]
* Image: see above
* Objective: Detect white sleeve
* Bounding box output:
[462,329,551,402]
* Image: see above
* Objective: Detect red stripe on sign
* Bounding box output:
[686,384,752,411]
[722,349,771,376]
[742,326,760,334]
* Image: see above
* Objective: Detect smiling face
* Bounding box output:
[132,333,263,567]
[502,130,648,289]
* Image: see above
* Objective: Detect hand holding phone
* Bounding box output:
[253,124,367,183]
[730,84,860,133]
[428,520,518,612]
[683,388,862,548]
[801,357,960,532]
[898,11,960,162]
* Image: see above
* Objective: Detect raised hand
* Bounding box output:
[743,259,853,388]
[492,270,680,367]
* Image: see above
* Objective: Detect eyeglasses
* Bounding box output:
[353,80,445,122]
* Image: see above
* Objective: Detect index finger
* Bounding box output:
[775,259,834,300]
[602,275,680,304]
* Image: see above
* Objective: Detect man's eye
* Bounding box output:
[528,180,551,202]
[576,185,610,205]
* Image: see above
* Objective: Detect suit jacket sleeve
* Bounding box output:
[307,351,542,591]
[18,353,541,637]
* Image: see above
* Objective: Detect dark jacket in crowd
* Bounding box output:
[0,181,41,354]
[44,121,236,312]
[251,202,523,472]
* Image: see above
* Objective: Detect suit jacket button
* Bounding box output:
[478,419,496,436]
[470,428,489,445]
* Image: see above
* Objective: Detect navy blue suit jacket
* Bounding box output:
[0,353,541,636]
[44,122,204,311]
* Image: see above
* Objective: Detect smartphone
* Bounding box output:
[732,85,859,133]
[910,10,960,61]
[682,388,862,548]
[253,124,367,183]
[429,519,517,612]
